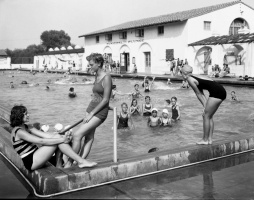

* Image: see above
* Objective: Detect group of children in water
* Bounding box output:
[115,78,181,130]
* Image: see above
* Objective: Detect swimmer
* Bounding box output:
[130,83,143,99]
[160,109,172,126]
[231,91,238,101]
[142,96,153,116]
[181,80,189,89]
[117,103,134,130]
[45,86,50,90]
[129,99,141,115]
[21,80,28,84]
[111,85,128,99]
[147,108,161,127]
[164,99,171,108]
[167,78,173,85]
[10,82,14,88]
[143,76,155,92]
[69,87,77,98]
[171,97,180,121]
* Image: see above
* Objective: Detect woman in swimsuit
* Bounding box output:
[10,105,96,171]
[171,96,181,121]
[65,53,112,167]
[181,65,227,145]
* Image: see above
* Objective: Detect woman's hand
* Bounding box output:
[63,134,72,144]
[84,112,94,123]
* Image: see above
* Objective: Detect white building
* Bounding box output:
[0,50,11,69]
[34,46,84,71]
[79,0,254,76]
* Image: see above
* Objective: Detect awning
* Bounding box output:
[188,33,254,46]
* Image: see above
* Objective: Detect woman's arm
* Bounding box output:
[187,78,207,107]
[30,127,58,138]
[17,129,69,146]
[85,75,112,122]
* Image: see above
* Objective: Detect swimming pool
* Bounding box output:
[1,71,254,163]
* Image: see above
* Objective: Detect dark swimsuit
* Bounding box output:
[117,112,129,129]
[144,86,150,92]
[190,75,227,100]
[172,105,179,120]
[86,75,112,122]
[143,104,152,116]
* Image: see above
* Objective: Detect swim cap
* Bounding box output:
[162,109,169,115]
[151,108,158,113]
[181,65,193,74]
[54,123,63,132]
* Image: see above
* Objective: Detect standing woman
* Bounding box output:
[181,65,226,145]
[66,53,112,167]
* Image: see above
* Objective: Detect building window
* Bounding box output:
[158,26,164,35]
[204,21,211,30]
[105,34,112,41]
[229,18,249,35]
[135,29,144,37]
[96,36,99,43]
[119,31,127,39]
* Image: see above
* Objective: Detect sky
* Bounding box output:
[1,0,254,50]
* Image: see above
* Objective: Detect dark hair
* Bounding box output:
[134,83,139,87]
[10,105,27,127]
[165,99,171,104]
[112,85,116,89]
[171,96,177,101]
[145,96,151,100]
[121,102,128,108]
[131,98,137,106]
[86,53,104,68]
[231,91,235,94]
[69,87,74,92]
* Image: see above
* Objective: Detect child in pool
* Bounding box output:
[130,83,143,99]
[117,103,134,129]
[171,96,181,121]
[142,96,153,116]
[231,91,239,101]
[143,76,156,92]
[160,109,172,127]
[164,99,171,108]
[181,80,189,89]
[10,82,14,88]
[129,98,141,115]
[111,85,129,99]
[69,87,77,97]
[147,108,161,127]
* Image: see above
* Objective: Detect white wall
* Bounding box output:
[0,57,11,69]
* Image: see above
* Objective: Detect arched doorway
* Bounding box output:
[138,43,153,73]
[194,46,212,74]
[103,46,112,63]
[119,45,130,72]
[224,45,244,65]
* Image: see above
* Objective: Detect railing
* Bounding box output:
[113,107,118,163]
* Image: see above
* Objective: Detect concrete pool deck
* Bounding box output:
[0,103,254,197]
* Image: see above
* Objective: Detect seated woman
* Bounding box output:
[10,105,97,171]
[69,87,77,98]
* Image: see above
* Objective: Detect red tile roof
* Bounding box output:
[79,1,246,37]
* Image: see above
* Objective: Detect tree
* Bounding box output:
[40,30,71,51]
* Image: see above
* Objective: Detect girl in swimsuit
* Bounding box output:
[129,98,141,115]
[130,84,143,99]
[171,96,181,121]
[160,109,172,127]
[147,108,161,127]
[142,96,153,116]
[10,105,96,171]
[181,65,227,145]
[65,53,112,167]
[117,103,134,130]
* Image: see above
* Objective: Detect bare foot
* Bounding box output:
[196,140,209,145]
[63,160,72,168]
[78,160,97,168]
[208,139,212,145]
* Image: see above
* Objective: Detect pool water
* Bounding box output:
[1,71,254,162]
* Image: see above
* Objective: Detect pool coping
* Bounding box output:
[1,104,254,197]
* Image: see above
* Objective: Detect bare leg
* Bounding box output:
[208,118,214,144]
[55,149,63,168]
[197,97,222,145]
[80,130,95,159]
[65,117,102,167]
